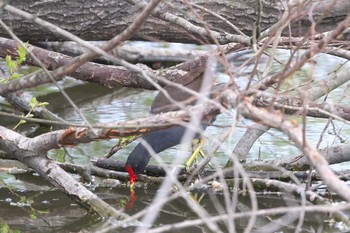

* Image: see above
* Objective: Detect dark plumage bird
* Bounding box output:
[125,69,217,186]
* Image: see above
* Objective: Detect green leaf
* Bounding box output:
[10,73,22,80]
[0,224,9,233]
[5,55,11,67]
[19,196,26,203]
[17,42,28,63]
[29,97,37,109]
[5,55,17,74]
[18,119,26,125]
[126,135,136,140]
[38,102,49,107]
[13,115,27,130]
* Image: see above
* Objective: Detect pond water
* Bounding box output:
[44,50,350,168]
[0,48,350,232]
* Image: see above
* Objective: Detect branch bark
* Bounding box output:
[0,126,128,219]
[1,0,349,43]
[222,89,350,202]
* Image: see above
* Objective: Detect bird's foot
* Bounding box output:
[185,138,214,171]
[185,138,204,170]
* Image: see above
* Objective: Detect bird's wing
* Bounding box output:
[151,68,214,114]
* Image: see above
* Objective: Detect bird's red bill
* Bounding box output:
[125,165,137,186]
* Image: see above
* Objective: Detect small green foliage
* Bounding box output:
[105,136,136,158]
[29,97,37,109]
[17,42,28,63]
[5,55,17,74]
[0,223,20,233]
[38,101,49,107]
[18,119,26,125]
[19,196,26,204]
[29,97,49,109]
[13,115,26,130]
[13,97,49,130]
[2,42,50,129]
[0,224,10,233]
[9,73,21,80]
[124,135,136,143]
[3,42,29,82]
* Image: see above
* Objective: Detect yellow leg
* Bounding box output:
[189,192,205,204]
[199,148,214,169]
[185,138,204,169]
[185,138,214,170]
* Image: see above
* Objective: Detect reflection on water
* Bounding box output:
[0,173,93,233]
[0,177,347,232]
[0,182,331,233]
